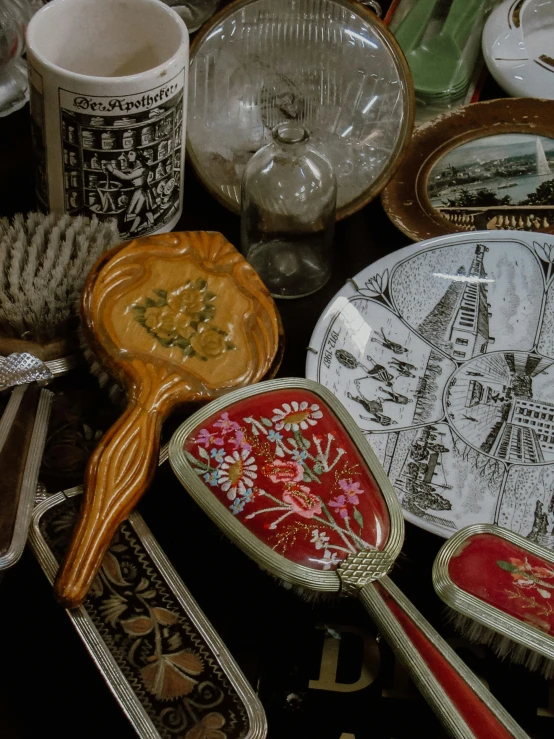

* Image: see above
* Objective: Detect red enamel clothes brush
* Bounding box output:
[433,524,554,679]
[169,378,530,739]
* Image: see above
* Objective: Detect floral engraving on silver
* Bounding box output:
[30,488,267,739]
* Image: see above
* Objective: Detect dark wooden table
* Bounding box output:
[0,84,553,739]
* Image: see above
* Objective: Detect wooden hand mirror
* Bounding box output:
[55,231,281,608]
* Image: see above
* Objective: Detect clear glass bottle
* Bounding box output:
[241,122,336,299]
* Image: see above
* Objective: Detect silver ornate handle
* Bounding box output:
[0,384,53,569]
[0,352,53,392]
[359,576,529,739]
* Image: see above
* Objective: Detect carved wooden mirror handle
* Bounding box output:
[55,232,281,608]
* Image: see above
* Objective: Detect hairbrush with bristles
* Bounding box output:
[55,231,282,609]
[0,211,119,568]
[170,379,530,739]
[433,524,554,679]
[0,212,119,368]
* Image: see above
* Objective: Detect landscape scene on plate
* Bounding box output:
[427,135,554,231]
[184,393,390,569]
[312,237,554,547]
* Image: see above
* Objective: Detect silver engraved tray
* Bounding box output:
[29,486,267,739]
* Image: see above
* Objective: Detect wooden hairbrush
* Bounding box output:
[170,379,530,739]
[433,524,554,679]
[55,231,281,608]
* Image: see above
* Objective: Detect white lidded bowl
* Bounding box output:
[482,0,554,99]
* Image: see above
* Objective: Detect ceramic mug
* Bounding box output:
[26,0,189,239]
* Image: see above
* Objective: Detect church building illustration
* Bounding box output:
[418,244,495,360]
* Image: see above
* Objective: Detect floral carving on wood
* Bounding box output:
[132,279,236,360]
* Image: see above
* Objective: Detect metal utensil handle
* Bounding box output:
[0,385,39,557]
[0,384,53,568]
[359,576,529,739]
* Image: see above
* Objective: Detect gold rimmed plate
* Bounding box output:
[381,98,554,240]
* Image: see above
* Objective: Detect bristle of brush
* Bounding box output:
[0,212,119,342]
[447,608,554,679]
[265,567,340,603]
[211,525,336,603]
[77,323,125,405]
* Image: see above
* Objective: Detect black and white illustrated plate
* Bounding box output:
[306,230,554,546]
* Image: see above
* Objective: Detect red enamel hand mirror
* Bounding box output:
[169,378,529,739]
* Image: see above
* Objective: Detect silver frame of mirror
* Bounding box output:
[169,377,405,594]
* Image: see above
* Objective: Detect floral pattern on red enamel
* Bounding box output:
[449,533,554,633]
[183,389,391,569]
[497,556,554,623]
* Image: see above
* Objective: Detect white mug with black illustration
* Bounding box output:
[26,0,188,239]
